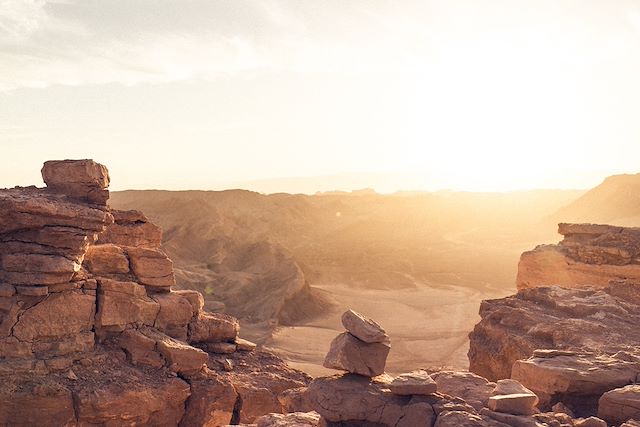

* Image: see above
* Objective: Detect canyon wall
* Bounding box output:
[0,160,308,426]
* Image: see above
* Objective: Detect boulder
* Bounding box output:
[189,312,240,343]
[180,370,238,427]
[256,411,320,427]
[98,209,162,248]
[341,309,389,343]
[83,244,129,275]
[0,383,76,427]
[127,246,176,288]
[95,279,159,333]
[152,291,194,341]
[74,376,190,426]
[512,351,640,414]
[430,371,495,411]
[598,385,640,425]
[118,328,164,368]
[154,333,208,375]
[389,369,438,396]
[323,332,390,377]
[41,159,110,204]
[469,284,640,381]
[307,373,435,426]
[488,379,539,415]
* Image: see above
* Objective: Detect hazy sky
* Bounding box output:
[2,0,640,193]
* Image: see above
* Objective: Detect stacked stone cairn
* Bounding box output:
[301,309,577,427]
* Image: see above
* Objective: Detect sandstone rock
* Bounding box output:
[118,328,164,368]
[431,371,496,411]
[180,370,238,427]
[517,223,640,290]
[155,333,208,375]
[434,410,498,427]
[487,394,538,416]
[389,369,438,395]
[490,379,539,415]
[0,284,15,297]
[96,280,159,333]
[598,384,640,424]
[278,387,313,413]
[127,246,176,288]
[307,373,435,426]
[189,312,240,343]
[11,290,95,357]
[469,284,640,381]
[341,309,388,343]
[207,342,237,354]
[74,376,190,426]
[236,337,258,352]
[152,291,194,341]
[42,159,110,204]
[0,383,76,427]
[0,187,111,235]
[512,351,640,414]
[223,350,311,423]
[323,332,390,377]
[98,209,162,248]
[575,417,607,427]
[15,285,49,296]
[621,420,640,427]
[173,289,205,316]
[256,411,320,427]
[83,243,129,275]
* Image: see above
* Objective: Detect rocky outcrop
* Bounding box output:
[468,222,640,424]
[517,223,640,289]
[468,282,640,381]
[0,160,309,426]
[304,310,609,426]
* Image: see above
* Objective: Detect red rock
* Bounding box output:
[323,332,390,377]
[118,328,164,368]
[98,209,162,248]
[0,383,76,426]
[152,292,194,341]
[42,159,110,204]
[74,376,190,425]
[83,244,130,275]
[598,385,640,424]
[189,312,239,343]
[180,370,238,427]
[127,246,176,288]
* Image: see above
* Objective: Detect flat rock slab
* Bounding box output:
[389,370,438,396]
[341,309,388,343]
[487,393,538,416]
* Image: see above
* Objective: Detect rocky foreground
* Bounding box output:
[5,161,640,427]
[0,160,309,426]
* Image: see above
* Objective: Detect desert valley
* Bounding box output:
[4,1,640,425]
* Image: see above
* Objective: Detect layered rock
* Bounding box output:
[0,160,309,426]
[468,283,640,381]
[517,223,640,289]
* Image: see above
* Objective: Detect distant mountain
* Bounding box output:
[553,173,640,226]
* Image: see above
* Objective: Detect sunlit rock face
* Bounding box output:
[0,159,309,426]
[517,223,640,289]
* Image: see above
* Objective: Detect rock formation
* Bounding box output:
[295,310,610,426]
[517,223,640,289]
[469,222,640,425]
[0,160,309,426]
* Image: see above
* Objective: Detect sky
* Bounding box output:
[1,0,640,193]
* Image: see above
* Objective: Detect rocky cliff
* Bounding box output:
[517,223,640,289]
[467,222,640,424]
[0,160,309,426]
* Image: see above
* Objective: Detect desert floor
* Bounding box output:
[262,279,511,377]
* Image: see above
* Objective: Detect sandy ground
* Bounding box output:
[263,279,511,377]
